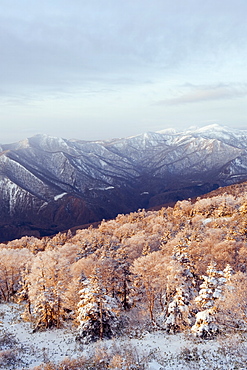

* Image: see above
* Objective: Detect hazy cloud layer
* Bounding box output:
[160,84,247,105]
[1,0,247,142]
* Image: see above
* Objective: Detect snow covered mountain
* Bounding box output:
[1,124,247,241]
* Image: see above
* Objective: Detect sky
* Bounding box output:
[1,0,247,143]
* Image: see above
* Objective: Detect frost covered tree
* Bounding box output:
[163,241,196,333]
[27,250,70,331]
[191,262,232,338]
[215,270,247,332]
[17,263,33,320]
[76,268,121,344]
[164,286,191,333]
[114,249,133,310]
[0,248,32,302]
[132,251,168,325]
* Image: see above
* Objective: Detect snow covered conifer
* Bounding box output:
[191,262,231,338]
[164,241,196,333]
[76,268,120,344]
[191,308,218,338]
[165,287,191,333]
[223,264,233,281]
[194,262,226,309]
[114,248,133,310]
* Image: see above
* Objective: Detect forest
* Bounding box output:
[0,182,247,368]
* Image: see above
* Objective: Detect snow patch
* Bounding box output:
[5,180,21,215]
[89,186,114,191]
[54,192,67,201]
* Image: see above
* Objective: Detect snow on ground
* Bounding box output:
[0,304,79,368]
[0,303,246,369]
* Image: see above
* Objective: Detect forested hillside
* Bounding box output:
[2,125,247,242]
[0,182,247,367]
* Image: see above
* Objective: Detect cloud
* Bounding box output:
[1,0,247,95]
[158,84,247,105]
[1,0,247,143]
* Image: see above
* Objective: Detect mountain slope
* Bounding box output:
[1,124,247,241]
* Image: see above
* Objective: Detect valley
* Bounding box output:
[1,124,247,242]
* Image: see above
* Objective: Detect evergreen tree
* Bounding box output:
[164,241,196,333]
[191,262,232,338]
[164,286,191,333]
[76,268,120,344]
[114,249,132,310]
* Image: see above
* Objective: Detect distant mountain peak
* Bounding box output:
[1,125,247,242]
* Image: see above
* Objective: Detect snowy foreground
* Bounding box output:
[0,304,247,369]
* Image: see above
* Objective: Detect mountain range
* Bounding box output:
[1,124,247,242]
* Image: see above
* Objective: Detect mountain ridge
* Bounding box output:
[1,124,247,241]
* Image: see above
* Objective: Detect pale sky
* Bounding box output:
[1,0,247,143]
